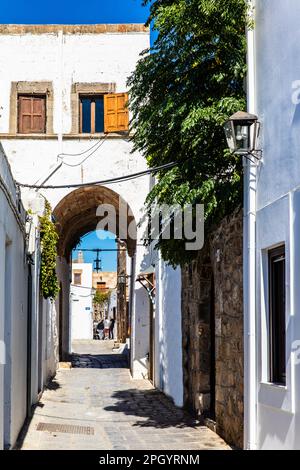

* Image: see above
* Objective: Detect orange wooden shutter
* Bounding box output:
[104,93,129,133]
[18,95,46,134]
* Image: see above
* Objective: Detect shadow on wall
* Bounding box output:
[104,388,198,429]
[158,264,183,407]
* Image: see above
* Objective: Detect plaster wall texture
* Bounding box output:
[0,28,152,379]
[247,0,300,449]
[0,144,28,448]
[71,263,93,341]
[0,28,184,414]
[155,256,183,407]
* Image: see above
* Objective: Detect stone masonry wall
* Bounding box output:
[182,245,213,415]
[182,209,243,448]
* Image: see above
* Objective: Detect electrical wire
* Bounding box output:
[71,293,94,298]
[70,283,95,298]
[58,134,109,167]
[16,161,178,190]
[70,284,95,290]
[58,137,105,158]
[72,248,126,252]
[33,135,111,187]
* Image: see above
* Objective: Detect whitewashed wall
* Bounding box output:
[0,27,153,379]
[0,28,184,415]
[131,245,151,379]
[0,144,28,449]
[23,191,59,397]
[0,27,150,221]
[246,0,300,449]
[132,240,184,406]
[155,255,183,407]
[71,263,93,341]
[0,30,149,134]
[56,256,71,359]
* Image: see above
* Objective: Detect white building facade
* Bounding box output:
[245,0,300,449]
[0,22,184,440]
[0,23,152,381]
[71,262,93,342]
[0,143,45,449]
[155,257,183,407]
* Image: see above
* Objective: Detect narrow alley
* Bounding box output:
[1,0,300,457]
[17,341,229,451]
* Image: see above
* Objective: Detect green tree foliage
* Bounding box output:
[93,290,110,306]
[128,0,249,265]
[39,201,60,300]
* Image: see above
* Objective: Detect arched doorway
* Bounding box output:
[53,185,137,361]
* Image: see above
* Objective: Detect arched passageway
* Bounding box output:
[53,185,137,360]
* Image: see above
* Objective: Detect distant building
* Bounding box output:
[92,272,116,322]
[92,272,117,292]
[71,256,94,342]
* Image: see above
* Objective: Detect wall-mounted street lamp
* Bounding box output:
[223,111,261,161]
[118,274,127,285]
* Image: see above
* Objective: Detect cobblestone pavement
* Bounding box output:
[19,340,230,450]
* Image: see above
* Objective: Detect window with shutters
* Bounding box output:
[80,95,104,133]
[104,93,129,133]
[79,92,129,134]
[18,95,46,134]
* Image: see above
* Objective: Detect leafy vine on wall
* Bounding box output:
[39,200,60,300]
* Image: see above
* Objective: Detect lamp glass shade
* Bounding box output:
[235,124,251,154]
[224,111,258,155]
[118,275,126,284]
[224,120,236,153]
[224,120,251,154]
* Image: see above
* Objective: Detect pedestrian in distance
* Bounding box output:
[97,319,104,340]
[104,316,111,340]
[109,318,115,340]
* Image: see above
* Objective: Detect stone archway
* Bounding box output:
[53,185,137,360]
[53,185,137,259]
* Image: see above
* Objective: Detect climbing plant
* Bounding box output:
[128,0,249,266]
[39,200,60,300]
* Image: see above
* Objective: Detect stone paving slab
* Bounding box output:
[18,340,230,451]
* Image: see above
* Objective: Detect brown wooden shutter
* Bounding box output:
[104,93,129,133]
[18,95,46,134]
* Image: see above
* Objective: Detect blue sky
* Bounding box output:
[0,0,149,24]
[73,231,117,272]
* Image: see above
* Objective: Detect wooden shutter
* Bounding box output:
[18,95,46,134]
[104,93,129,133]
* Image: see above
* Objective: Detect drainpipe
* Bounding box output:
[58,29,64,157]
[244,0,257,450]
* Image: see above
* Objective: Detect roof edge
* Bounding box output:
[0,24,149,35]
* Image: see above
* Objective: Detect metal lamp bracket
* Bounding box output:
[136,276,155,304]
[244,149,263,164]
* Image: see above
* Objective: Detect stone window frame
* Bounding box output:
[71,82,116,135]
[10,81,54,135]
[73,270,82,285]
